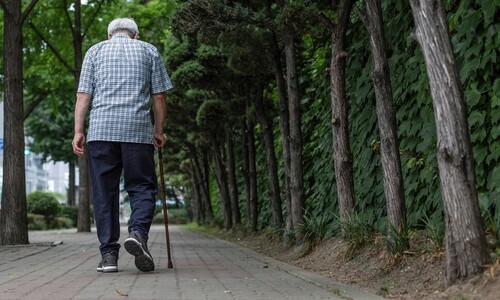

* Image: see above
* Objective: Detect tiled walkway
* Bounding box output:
[0,225,382,300]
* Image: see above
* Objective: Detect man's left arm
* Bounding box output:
[152,92,167,148]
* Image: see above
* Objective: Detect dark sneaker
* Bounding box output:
[124,230,154,272]
[96,262,103,272]
[101,253,118,273]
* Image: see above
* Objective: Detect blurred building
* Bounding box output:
[0,106,49,203]
[43,161,69,195]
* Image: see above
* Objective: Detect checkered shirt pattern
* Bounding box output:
[78,34,173,144]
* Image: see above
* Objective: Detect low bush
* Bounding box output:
[27,191,78,230]
[27,191,61,217]
[153,208,189,225]
[60,205,79,226]
[27,213,47,230]
[52,217,74,229]
[296,211,339,254]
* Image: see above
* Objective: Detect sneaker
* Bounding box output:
[100,253,118,273]
[96,262,103,272]
[124,230,154,272]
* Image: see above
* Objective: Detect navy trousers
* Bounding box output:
[87,141,157,256]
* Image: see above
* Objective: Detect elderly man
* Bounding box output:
[72,18,173,273]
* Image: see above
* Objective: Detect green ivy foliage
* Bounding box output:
[166,0,499,240]
[254,0,499,235]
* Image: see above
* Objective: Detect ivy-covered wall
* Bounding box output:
[243,0,499,232]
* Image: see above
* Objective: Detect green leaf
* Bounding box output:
[492,95,500,108]
[480,0,498,25]
[489,165,500,191]
[468,111,485,127]
[492,126,500,139]
[486,142,500,164]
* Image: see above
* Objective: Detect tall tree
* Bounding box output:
[410,0,491,286]
[277,0,305,236]
[27,0,109,232]
[245,100,258,232]
[197,99,233,229]
[217,19,283,230]
[0,0,40,245]
[225,129,241,226]
[254,84,283,230]
[72,0,91,233]
[271,33,293,240]
[357,0,407,248]
[329,0,355,226]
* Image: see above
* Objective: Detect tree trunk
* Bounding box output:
[330,0,355,225]
[192,155,206,222]
[283,30,304,234]
[362,0,406,246]
[200,150,214,222]
[245,92,258,232]
[68,162,76,206]
[272,34,293,241]
[410,0,491,286]
[77,154,91,232]
[241,120,252,228]
[189,161,203,223]
[247,120,258,232]
[0,0,29,245]
[73,0,91,232]
[212,135,233,229]
[225,129,241,226]
[254,84,283,230]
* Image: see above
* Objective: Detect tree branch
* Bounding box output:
[62,0,75,36]
[83,0,105,39]
[21,0,41,25]
[353,4,369,32]
[319,11,335,30]
[24,92,49,120]
[28,21,75,74]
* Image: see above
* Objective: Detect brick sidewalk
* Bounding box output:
[0,225,382,300]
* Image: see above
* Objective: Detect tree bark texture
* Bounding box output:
[193,152,212,222]
[77,154,91,232]
[272,34,293,241]
[68,162,76,206]
[283,30,304,232]
[0,0,29,245]
[241,120,252,229]
[254,85,284,230]
[191,161,204,223]
[202,151,214,222]
[73,0,91,232]
[212,135,233,230]
[225,129,241,226]
[189,162,203,223]
[246,113,258,232]
[363,0,406,241]
[410,0,491,286]
[330,0,355,224]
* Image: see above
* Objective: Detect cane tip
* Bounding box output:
[167,261,173,269]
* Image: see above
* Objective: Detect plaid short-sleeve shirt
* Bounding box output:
[78,33,173,144]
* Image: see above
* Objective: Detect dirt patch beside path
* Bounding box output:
[211,229,499,299]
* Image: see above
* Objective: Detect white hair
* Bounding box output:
[107,18,139,36]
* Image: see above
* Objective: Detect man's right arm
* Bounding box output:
[72,92,91,156]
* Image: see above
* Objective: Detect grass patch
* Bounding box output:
[181,222,219,235]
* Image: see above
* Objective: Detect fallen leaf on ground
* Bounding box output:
[116,289,128,296]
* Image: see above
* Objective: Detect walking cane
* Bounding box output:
[158,148,173,269]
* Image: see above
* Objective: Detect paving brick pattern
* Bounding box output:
[0,225,382,300]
